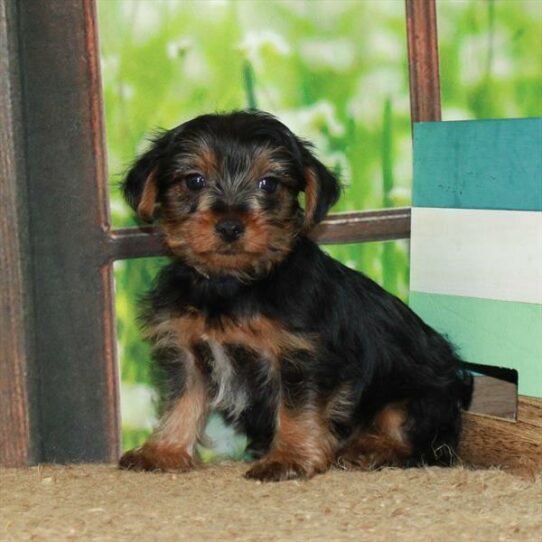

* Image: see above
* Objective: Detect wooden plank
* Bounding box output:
[106,208,412,261]
[410,208,542,304]
[413,119,542,211]
[405,0,441,122]
[460,396,542,476]
[470,376,516,420]
[311,208,411,245]
[0,0,37,466]
[12,0,120,463]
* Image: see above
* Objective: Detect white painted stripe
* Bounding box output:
[410,207,542,304]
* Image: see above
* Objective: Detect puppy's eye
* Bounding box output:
[257,177,278,193]
[185,174,206,191]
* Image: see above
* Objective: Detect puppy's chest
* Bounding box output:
[150,310,315,416]
[192,339,264,418]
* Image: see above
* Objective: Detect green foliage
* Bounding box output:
[97,0,542,452]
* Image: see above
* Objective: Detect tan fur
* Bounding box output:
[163,210,294,275]
[325,384,356,423]
[119,442,195,472]
[137,168,158,221]
[374,402,409,445]
[152,372,208,453]
[246,403,336,480]
[119,351,208,472]
[303,166,318,228]
[336,402,412,469]
[194,146,218,173]
[147,313,316,362]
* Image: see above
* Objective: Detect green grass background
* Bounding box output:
[97,0,542,454]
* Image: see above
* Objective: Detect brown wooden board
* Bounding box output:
[470,376,517,420]
[460,396,542,476]
[0,0,120,464]
[106,208,412,261]
[0,0,38,466]
[405,0,441,123]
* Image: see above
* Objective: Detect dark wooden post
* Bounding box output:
[0,0,120,465]
[405,0,442,122]
[0,0,37,466]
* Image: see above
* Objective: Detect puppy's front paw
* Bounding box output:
[119,443,195,473]
[244,459,315,482]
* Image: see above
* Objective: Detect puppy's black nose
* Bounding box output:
[215,218,245,242]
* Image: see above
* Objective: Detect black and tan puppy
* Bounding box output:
[119,111,472,481]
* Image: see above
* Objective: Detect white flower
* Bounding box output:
[441,107,473,122]
[300,38,356,72]
[117,82,134,101]
[298,101,345,137]
[348,69,404,125]
[367,29,403,60]
[389,186,411,206]
[276,103,348,183]
[120,382,158,431]
[237,31,291,69]
[121,2,161,43]
[280,0,356,21]
[183,48,212,83]
[100,54,119,78]
[110,199,131,223]
[166,38,193,59]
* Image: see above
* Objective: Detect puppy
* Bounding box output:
[119,111,473,481]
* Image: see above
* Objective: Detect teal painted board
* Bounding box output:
[410,118,542,399]
[409,292,542,398]
[413,118,542,211]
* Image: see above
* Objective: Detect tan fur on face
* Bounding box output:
[158,142,300,277]
[137,168,159,222]
[163,209,295,276]
[303,166,318,229]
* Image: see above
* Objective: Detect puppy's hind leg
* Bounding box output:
[119,350,208,472]
[336,402,413,470]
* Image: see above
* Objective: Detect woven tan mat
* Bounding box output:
[1,463,541,541]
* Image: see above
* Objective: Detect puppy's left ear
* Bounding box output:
[122,130,174,222]
[298,141,341,229]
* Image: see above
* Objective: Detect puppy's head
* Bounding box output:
[123,111,340,277]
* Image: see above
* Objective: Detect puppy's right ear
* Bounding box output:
[122,131,173,222]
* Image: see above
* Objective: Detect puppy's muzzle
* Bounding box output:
[215,218,245,242]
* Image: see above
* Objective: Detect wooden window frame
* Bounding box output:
[0,0,438,465]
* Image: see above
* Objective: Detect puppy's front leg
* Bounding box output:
[120,353,208,472]
[245,402,336,482]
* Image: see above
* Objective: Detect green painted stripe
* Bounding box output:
[413,118,542,211]
[409,291,542,398]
